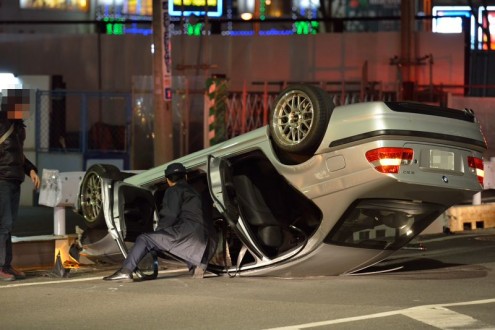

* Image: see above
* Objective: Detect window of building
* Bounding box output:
[124,0,152,16]
[20,0,88,11]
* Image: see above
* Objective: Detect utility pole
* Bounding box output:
[400,0,415,83]
[400,0,415,100]
[152,0,174,165]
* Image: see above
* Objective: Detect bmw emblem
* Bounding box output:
[442,176,449,183]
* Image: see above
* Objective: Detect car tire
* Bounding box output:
[269,84,334,159]
[80,164,121,229]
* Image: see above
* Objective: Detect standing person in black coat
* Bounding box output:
[103,162,217,281]
[0,90,41,281]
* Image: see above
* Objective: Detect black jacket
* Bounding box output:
[157,179,217,266]
[0,119,38,183]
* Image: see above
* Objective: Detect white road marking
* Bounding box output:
[403,305,493,329]
[0,269,186,289]
[265,298,495,330]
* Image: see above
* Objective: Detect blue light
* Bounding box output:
[125,26,153,36]
[225,30,255,36]
[225,29,294,37]
[259,29,294,36]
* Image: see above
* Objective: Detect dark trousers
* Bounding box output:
[122,232,174,273]
[121,231,212,273]
[0,180,20,268]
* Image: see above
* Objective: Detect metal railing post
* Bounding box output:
[241,80,247,134]
[80,93,87,167]
[263,81,269,126]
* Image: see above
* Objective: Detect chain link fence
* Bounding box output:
[35,90,131,168]
[36,90,131,153]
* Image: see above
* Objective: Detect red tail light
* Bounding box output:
[467,156,484,186]
[366,147,414,174]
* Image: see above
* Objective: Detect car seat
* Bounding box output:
[233,175,283,248]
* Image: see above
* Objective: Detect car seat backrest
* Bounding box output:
[233,175,279,226]
[233,175,283,248]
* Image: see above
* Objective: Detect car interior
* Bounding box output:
[210,150,322,267]
[147,150,322,270]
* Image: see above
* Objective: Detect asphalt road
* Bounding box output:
[2,206,495,329]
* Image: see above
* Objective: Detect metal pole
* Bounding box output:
[473,192,482,205]
[53,206,66,236]
[241,81,247,134]
[263,81,268,126]
[400,0,414,83]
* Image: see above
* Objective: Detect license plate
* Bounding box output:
[429,149,454,170]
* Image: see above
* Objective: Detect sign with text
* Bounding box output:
[169,0,222,17]
[432,6,472,33]
[163,0,172,101]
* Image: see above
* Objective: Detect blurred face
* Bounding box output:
[2,89,30,120]
[8,103,30,120]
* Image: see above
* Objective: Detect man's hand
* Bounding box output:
[30,170,40,189]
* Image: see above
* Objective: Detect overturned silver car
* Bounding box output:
[75,84,486,277]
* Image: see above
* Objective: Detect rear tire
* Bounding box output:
[269,84,333,161]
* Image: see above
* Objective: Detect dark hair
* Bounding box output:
[166,172,186,183]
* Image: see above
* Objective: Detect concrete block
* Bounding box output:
[447,203,495,232]
[11,235,77,270]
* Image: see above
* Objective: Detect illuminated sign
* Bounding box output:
[294,21,319,35]
[20,0,88,11]
[432,6,472,33]
[478,7,495,50]
[187,23,203,36]
[169,0,222,17]
[103,17,125,35]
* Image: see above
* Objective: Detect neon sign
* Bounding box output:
[169,0,222,17]
[294,21,319,35]
[432,6,472,33]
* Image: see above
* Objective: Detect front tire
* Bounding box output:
[79,164,120,229]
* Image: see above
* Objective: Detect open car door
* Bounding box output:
[109,181,157,278]
[206,155,267,262]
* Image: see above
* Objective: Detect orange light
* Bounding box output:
[366,147,414,174]
[467,156,484,186]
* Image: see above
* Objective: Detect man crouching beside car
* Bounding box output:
[103,163,218,281]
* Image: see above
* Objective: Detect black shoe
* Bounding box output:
[103,269,133,282]
[131,269,157,282]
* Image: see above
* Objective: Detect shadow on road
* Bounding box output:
[354,232,495,279]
